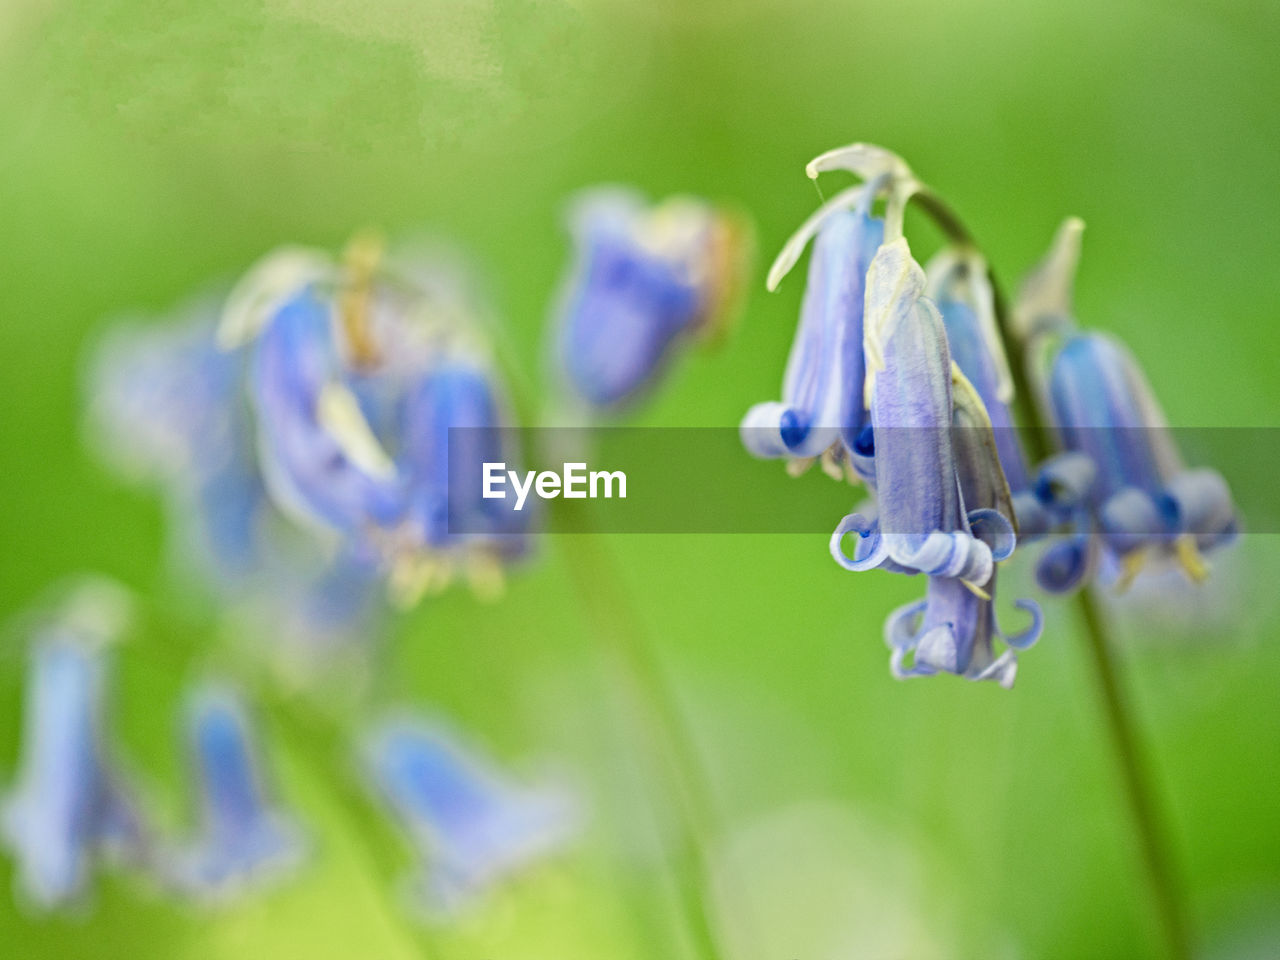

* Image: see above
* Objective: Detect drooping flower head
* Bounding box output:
[829,238,1013,588]
[1037,330,1237,590]
[556,188,748,409]
[1012,220,1237,592]
[162,684,305,902]
[884,372,1042,686]
[740,142,1039,686]
[360,715,578,919]
[221,234,532,604]
[1,580,147,910]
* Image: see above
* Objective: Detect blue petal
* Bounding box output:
[250,290,406,539]
[360,717,577,918]
[1033,451,1097,516]
[936,297,1031,493]
[967,508,1016,562]
[559,190,720,408]
[165,686,304,901]
[742,210,883,461]
[739,402,838,461]
[996,598,1043,650]
[1035,534,1094,594]
[1047,333,1172,500]
[862,241,997,581]
[399,364,530,552]
[1099,486,1165,554]
[1011,490,1053,540]
[1158,468,1237,550]
[884,598,928,650]
[2,629,145,911]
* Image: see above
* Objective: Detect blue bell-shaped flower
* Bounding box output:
[360,715,577,919]
[1,582,147,910]
[162,684,305,902]
[557,188,746,409]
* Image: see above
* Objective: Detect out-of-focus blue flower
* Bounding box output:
[360,715,577,919]
[86,297,267,583]
[1035,330,1237,591]
[389,363,529,602]
[248,287,406,547]
[829,239,1013,587]
[740,183,883,475]
[163,685,304,902]
[1010,219,1237,593]
[224,239,532,605]
[556,188,746,408]
[85,297,386,665]
[1,583,146,911]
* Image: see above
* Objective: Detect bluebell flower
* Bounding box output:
[224,240,531,604]
[163,685,305,902]
[85,297,386,666]
[740,184,884,477]
[1035,330,1237,591]
[1,584,146,910]
[388,362,530,603]
[885,573,1041,687]
[1010,219,1237,592]
[883,372,1042,686]
[925,247,1050,536]
[556,188,746,408]
[829,239,1013,587]
[360,716,577,918]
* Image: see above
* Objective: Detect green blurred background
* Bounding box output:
[2,0,1279,957]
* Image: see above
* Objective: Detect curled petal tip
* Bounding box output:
[804,143,913,184]
[829,513,884,571]
[1035,535,1093,594]
[999,598,1044,650]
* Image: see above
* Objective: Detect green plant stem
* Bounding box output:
[551,503,726,960]
[911,191,1192,960]
[267,692,443,960]
[1073,587,1191,960]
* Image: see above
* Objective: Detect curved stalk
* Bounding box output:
[551,503,727,960]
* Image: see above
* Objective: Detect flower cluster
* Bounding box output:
[0,581,575,915]
[742,143,1236,687]
[7,227,590,920]
[221,235,532,607]
[1012,219,1238,593]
